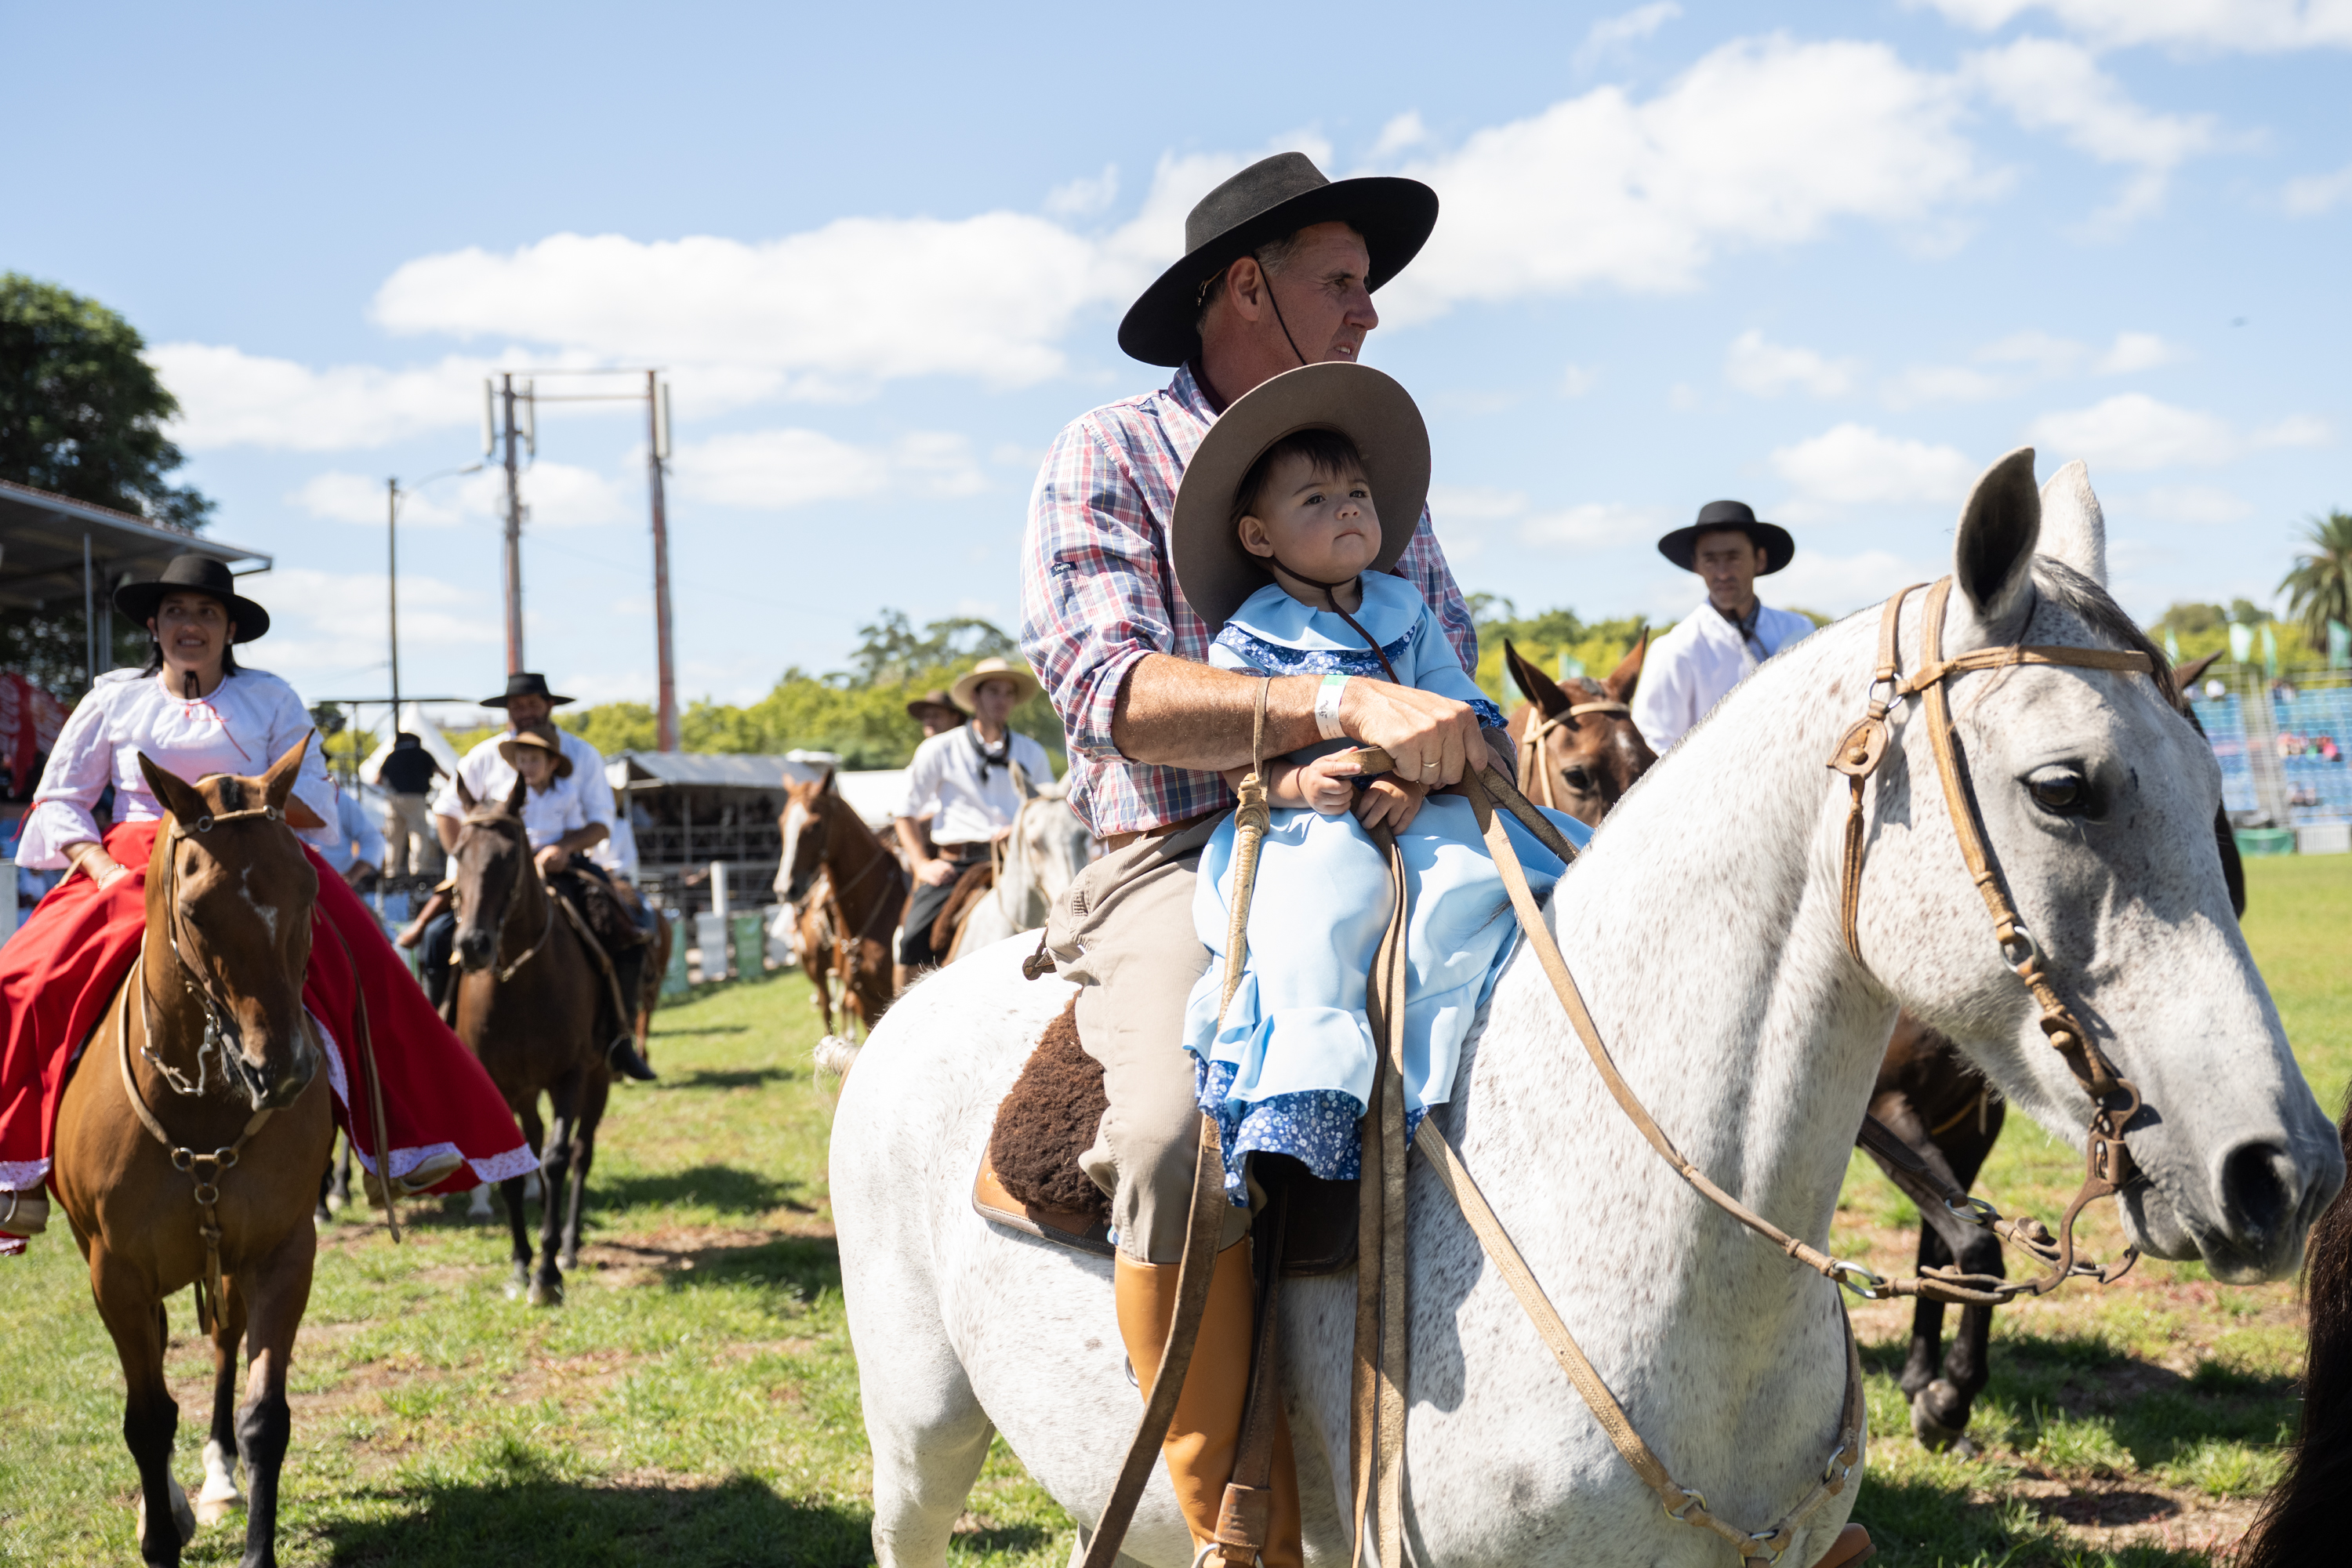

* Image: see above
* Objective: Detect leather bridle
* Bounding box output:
[1516,699,1632,812]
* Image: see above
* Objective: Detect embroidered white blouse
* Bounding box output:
[16,666,344,869]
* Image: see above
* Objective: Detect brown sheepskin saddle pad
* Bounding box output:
[972,997,1359,1275]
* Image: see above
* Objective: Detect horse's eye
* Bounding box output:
[2027,766,2089,815]
[1562,768,1595,793]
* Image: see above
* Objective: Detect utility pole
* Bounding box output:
[647,371,678,751]
[386,478,403,718]
[499,372,527,673]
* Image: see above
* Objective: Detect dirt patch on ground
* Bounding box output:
[2000,1475,2264,1556]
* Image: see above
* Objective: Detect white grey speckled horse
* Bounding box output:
[951,769,1094,960]
[830,449,2343,1568]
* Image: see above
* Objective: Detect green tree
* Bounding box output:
[2278,510,2352,649]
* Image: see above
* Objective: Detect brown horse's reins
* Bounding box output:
[1515,700,1632,811]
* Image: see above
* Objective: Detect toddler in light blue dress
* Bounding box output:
[1167,362,1588,1206]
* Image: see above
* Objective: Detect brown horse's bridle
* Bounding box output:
[1516,699,1632,812]
[1829,577,2156,1301]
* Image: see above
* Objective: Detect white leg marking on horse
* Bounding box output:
[197,1437,245,1523]
[469,1185,495,1218]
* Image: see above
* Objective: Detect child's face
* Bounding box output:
[1236,452,1380,583]
[516,748,556,789]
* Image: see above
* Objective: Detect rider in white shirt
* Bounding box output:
[1631,501,1816,753]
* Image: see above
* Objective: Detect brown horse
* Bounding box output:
[447,776,611,1305]
[53,740,336,1568]
[777,769,906,1044]
[1501,635,1653,822]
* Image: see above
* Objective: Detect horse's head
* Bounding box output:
[777,770,837,904]
[1864,448,2342,1283]
[137,736,324,1112]
[1003,772,1093,924]
[448,772,533,973]
[1503,634,1657,827]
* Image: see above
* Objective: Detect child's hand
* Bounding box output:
[1294,753,1359,816]
[1356,775,1426,833]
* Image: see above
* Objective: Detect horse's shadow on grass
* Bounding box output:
[318,1446,874,1566]
[597,1163,817,1217]
[660,1065,796,1092]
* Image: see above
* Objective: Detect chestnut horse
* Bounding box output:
[53,740,336,1568]
[1501,635,1653,822]
[777,769,906,1053]
[447,775,610,1305]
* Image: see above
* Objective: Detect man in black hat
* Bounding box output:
[374,731,447,880]
[1631,501,1814,753]
[1016,151,1505,1568]
[405,672,654,1080]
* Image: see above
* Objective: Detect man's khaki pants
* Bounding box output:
[383,792,444,880]
[1044,814,1251,1263]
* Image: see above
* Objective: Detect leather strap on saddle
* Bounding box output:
[552,887,640,1045]
[1210,1179,1293,1567]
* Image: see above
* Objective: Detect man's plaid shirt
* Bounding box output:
[1019,363,1479,840]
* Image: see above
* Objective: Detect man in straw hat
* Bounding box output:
[410,673,654,1080]
[1630,500,1815,753]
[891,658,1054,988]
[1017,152,1508,1567]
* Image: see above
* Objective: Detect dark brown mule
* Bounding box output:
[53,739,336,1568]
[1501,635,1653,824]
[778,770,905,1039]
[446,775,610,1306]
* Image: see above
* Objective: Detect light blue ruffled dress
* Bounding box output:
[1180,575,1591,1205]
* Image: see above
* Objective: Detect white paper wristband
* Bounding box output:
[1315,672,1349,741]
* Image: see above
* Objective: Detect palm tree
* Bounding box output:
[2278,510,2352,649]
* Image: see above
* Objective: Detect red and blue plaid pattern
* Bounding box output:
[1019,364,1478,839]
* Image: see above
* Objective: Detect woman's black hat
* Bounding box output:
[113,554,271,641]
[1656,500,1796,576]
[1118,152,1439,368]
[482,671,574,709]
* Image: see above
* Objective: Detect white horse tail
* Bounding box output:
[815,1033,863,1080]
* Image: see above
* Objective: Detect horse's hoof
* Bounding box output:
[1911,1381,1972,1451]
[197,1440,244,1524]
[194,1488,245,1526]
[313,1203,331,1225]
[527,1278,564,1307]
[467,1189,495,1220]
[557,1250,579,1272]
[137,1475,197,1546]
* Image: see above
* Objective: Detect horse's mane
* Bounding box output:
[2032,558,2180,711]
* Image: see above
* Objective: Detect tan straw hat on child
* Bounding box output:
[496,724,573,779]
[1170,360,1430,635]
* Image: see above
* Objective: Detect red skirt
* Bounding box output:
[1,820,533,1251]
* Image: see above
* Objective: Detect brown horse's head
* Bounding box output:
[136,736,325,1111]
[448,771,534,972]
[1501,633,1657,827]
[776,768,838,904]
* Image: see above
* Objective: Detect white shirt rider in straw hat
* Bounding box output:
[891,658,1054,985]
[1630,501,1817,753]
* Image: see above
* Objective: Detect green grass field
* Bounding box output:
[2,855,2346,1566]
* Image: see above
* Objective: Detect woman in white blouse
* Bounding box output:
[0,556,531,1250]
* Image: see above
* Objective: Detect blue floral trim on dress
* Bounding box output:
[1195,1058,1425,1207]
[1210,626,1507,732]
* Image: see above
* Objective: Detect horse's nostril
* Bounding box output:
[2217,1140,2299,1244]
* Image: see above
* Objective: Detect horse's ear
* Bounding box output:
[454,775,478,813]
[1953,446,2041,634]
[137,751,208,827]
[2174,650,2221,689]
[1602,626,1649,704]
[1504,638,1569,717]
[1011,760,1038,800]
[261,733,315,822]
[818,766,837,796]
[2036,458,2108,586]
[504,771,528,816]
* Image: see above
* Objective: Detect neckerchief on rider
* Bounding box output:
[967,724,1013,776]
[1713,597,1768,662]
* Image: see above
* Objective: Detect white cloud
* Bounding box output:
[1882,364,2013,408]
[1377,37,1995,319]
[671,427,985,510]
[149,344,497,451]
[1370,111,1428,159]
[1771,549,1945,616]
[1916,1,2352,52]
[293,460,628,530]
[1976,328,2087,375]
[248,566,497,691]
[1427,484,1532,521]
[1769,423,1977,510]
[1965,38,2217,224]
[2284,161,2352,214]
[1559,363,1600,397]
[2115,484,2255,524]
[1045,164,1120,218]
[1577,2,1682,66]
[2094,330,2184,372]
[1425,485,1663,551]
[1520,502,1669,549]
[1723,329,1859,397]
[290,471,405,527]
[2027,394,2332,469]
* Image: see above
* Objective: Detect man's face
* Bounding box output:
[973,679,1020,728]
[1693,531,1763,616]
[919,708,960,738]
[506,693,550,730]
[1265,222,1378,364]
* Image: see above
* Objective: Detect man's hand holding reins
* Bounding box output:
[1330,677,1494,789]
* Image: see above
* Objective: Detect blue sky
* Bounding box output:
[5,1,2347,720]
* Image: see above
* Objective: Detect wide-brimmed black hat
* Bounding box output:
[113,554,271,641]
[482,671,574,709]
[1118,152,1439,368]
[905,688,963,722]
[1656,500,1796,575]
[1171,361,1430,634]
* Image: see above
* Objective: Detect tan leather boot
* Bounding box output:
[1115,1240,1302,1568]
